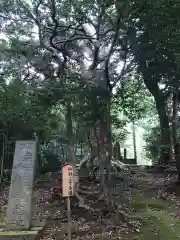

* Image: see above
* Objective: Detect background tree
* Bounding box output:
[124,0,180,164]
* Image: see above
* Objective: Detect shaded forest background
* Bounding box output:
[0,0,180,186]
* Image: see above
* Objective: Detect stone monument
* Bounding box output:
[7,140,37,230]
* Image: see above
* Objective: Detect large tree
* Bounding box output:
[124,0,180,164]
[0,0,128,194]
[1,0,180,186]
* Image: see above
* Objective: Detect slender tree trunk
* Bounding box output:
[0,134,5,187]
[87,128,92,153]
[175,143,180,183]
[65,100,76,164]
[172,92,178,148]
[80,141,83,158]
[74,124,80,156]
[89,127,98,166]
[172,92,180,182]
[124,148,127,161]
[61,140,65,161]
[113,142,121,160]
[132,121,137,163]
[106,94,112,199]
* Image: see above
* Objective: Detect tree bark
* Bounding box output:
[152,88,171,164]
[129,27,172,165]
[172,92,180,182]
[65,100,76,164]
[175,143,180,183]
[0,135,5,187]
[106,93,113,198]
[60,140,65,161]
[80,141,83,158]
[139,62,171,164]
[99,122,107,193]
[132,121,137,163]
[113,142,121,160]
[124,148,127,161]
[172,92,178,148]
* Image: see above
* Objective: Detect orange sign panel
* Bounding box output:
[62,164,74,197]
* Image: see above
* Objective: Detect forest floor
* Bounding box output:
[1,167,180,239]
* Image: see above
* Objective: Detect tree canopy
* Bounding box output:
[0,0,180,184]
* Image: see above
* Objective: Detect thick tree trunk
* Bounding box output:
[99,122,108,193]
[139,63,171,164]
[128,27,171,165]
[85,126,99,180]
[155,93,171,164]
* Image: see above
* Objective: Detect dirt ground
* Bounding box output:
[1,167,180,239]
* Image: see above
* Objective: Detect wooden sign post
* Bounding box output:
[62,164,74,240]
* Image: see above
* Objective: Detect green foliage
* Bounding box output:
[143,125,161,164]
[130,0,180,88]
[0,82,62,140]
[111,75,156,144]
[38,148,61,174]
[111,101,129,144]
[0,0,179,169]
[118,76,155,123]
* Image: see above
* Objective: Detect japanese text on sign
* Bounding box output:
[62,164,74,197]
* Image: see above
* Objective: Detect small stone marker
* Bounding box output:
[7,140,37,230]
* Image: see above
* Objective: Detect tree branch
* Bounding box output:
[90,9,103,71]
[105,14,122,92]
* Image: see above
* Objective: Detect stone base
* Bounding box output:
[0,231,38,240]
[0,236,36,240]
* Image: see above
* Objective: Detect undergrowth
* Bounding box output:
[131,191,180,240]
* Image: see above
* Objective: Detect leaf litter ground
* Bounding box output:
[1,169,180,239]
